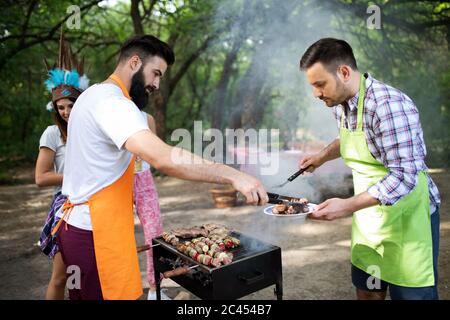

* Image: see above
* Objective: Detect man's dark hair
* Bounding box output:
[119,35,175,66]
[299,38,357,73]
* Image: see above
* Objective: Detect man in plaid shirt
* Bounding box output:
[298,38,440,300]
[331,74,440,213]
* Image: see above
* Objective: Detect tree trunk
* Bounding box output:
[150,68,170,139]
[150,91,167,139]
[211,46,240,129]
[130,0,144,35]
[229,52,270,130]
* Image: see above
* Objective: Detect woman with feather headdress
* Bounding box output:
[35,31,89,300]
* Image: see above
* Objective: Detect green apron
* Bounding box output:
[340,74,434,287]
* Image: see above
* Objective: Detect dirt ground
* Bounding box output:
[0,167,448,300]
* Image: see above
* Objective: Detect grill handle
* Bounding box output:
[238,270,265,285]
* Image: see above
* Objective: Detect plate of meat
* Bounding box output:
[263,201,317,220]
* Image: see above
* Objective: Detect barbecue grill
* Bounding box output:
[152,231,283,300]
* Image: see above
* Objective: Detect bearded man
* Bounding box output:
[54,35,268,300]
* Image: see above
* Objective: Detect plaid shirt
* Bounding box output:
[333,74,440,213]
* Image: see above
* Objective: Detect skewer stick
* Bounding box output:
[136,243,160,253]
[162,264,200,278]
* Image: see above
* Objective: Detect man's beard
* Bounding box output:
[129,67,149,110]
[321,79,348,107]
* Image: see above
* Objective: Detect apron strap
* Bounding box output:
[356,73,366,131]
[108,74,131,99]
[341,106,346,129]
[341,73,366,131]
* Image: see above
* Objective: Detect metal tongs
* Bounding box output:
[267,192,298,205]
[271,165,312,189]
[268,192,309,214]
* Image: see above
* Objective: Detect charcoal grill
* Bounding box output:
[152,231,283,300]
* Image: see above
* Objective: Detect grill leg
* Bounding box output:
[153,253,161,301]
[155,275,161,300]
[275,276,283,300]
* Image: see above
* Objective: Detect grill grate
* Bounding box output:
[152,230,283,300]
[154,231,278,271]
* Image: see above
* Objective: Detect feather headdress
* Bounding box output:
[44,29,90,110]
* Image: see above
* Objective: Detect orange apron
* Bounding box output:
[53,74,143,300]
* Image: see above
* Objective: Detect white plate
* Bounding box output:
[263,204,317,220]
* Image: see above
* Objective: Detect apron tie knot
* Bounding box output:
[51,199,88,236]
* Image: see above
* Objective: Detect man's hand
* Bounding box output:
[231,172,268,206]
[299,138,341,173]
[308,198,353,221]
[299,153,325,173]
[308,192,380,221]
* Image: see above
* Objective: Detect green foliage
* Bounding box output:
[0,0,449,172]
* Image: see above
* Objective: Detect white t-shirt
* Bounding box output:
[39,125,65,194]
[57,83,149,230]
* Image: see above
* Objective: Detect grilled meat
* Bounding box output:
[272,198,309,215]
[161,225,239,268]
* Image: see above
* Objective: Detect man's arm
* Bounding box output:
[124,129,268,205]
[366,100,423,207]
[299,138,340,172]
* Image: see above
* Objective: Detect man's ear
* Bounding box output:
[337,65,352,83]
[128,55,142,73]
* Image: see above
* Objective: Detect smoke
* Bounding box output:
[211,1,354,201]
[238,215,297,249]
[211,0,449,254]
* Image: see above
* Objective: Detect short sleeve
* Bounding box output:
[94,96,149,149]
[39,126,59,152]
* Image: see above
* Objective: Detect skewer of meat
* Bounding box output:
[223,236,240,248]
[175,240,233,267]
[163,264,200,278]
[162,231,179,246]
